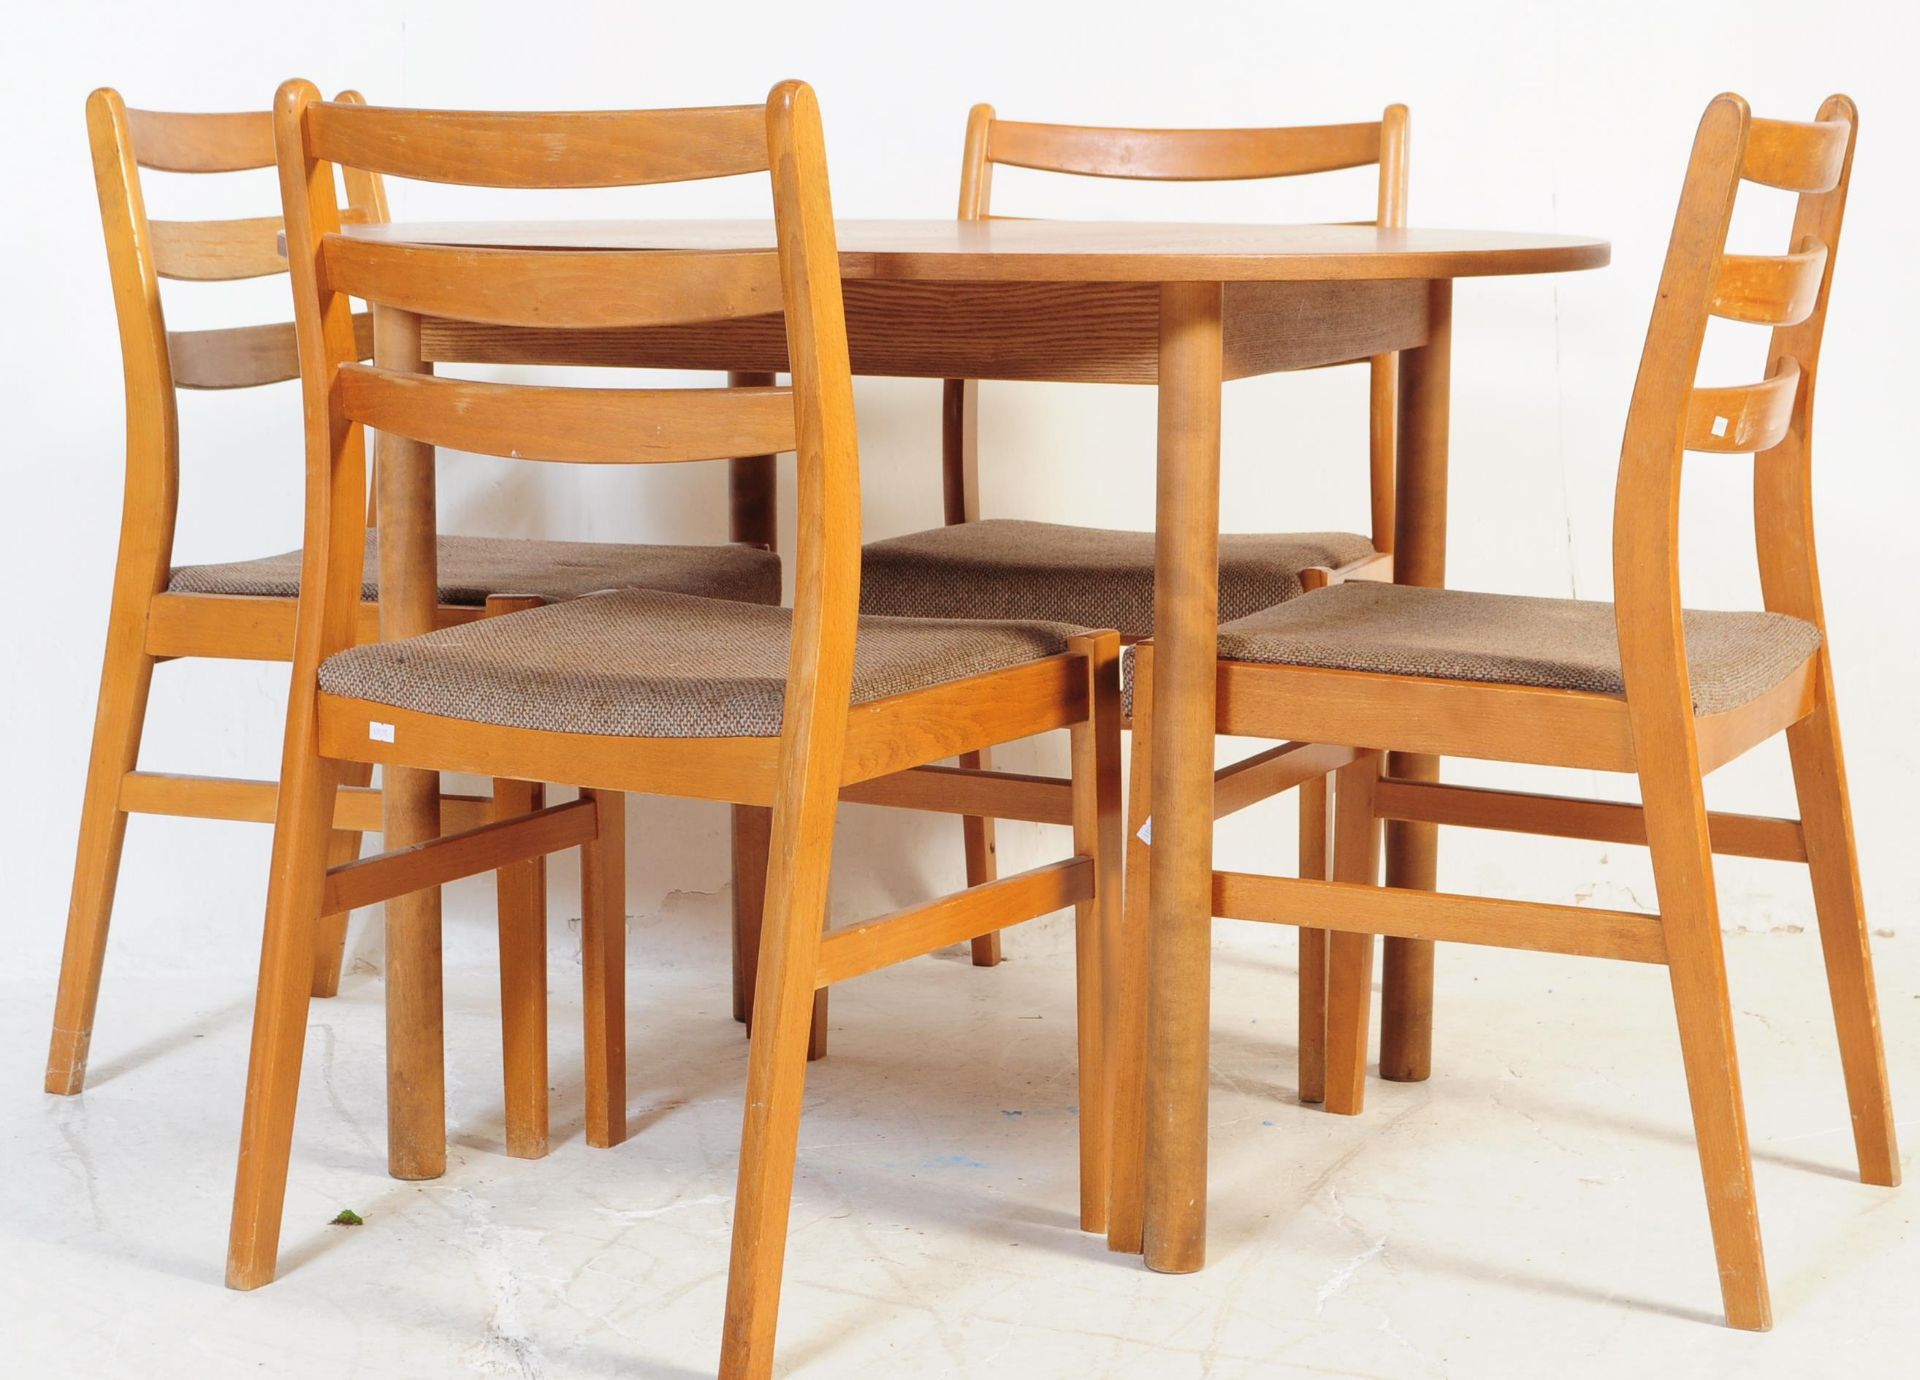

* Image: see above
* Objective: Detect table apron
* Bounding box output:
[418,277,1431,384]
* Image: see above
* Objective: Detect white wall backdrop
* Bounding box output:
[5,0,1916,991]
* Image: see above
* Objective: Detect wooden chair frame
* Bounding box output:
[917,104,1405,1070]
[1122,94,1895,1330]
[44,88,544,1099]
[226,82,1122,1380]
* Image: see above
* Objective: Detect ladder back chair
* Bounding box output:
[48,91,779,1152]
[1122,93,1894,1329]
[232,81,1122,1380]
[857,105,1406,984]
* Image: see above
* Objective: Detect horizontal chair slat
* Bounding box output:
[305,101,769,188]
[988,118,1381,181]
[1212,869,1669,964]
[1686,359,1800,453]
[336,365,797,465]
[1742,116,1850,193]
[322,236,786,329]
[126,108,275,173]
[1711,238,1828,326]
[151,216,287,281]
[170,312,374,390]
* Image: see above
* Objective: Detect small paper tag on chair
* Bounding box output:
[1136,817,1151,845]
[368,721,396,743]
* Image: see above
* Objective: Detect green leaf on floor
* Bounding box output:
[329,1209,365,1227]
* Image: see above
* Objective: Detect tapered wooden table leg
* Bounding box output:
[375,306,447,1180]
[1380,280,1451,1085]
[1141,280,1224,1275]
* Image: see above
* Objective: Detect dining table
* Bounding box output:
[350,216,1610,1274]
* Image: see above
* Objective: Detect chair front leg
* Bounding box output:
[46,620,157,1096]
[312,758,377,998]
[581,788,628,1149]
[495,776,550,1159]
[1641,749,1770,1330]
[1296,773,1332,1105]
[1068,632,1124,1234]
[1105,645,1154,1255]
[961,747,1003,966]
[226,750,344,1289]
[1324,752,1382,1117]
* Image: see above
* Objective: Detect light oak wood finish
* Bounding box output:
[44,88,455,1096]
[921,102,1412,1033]
[921,105,1420,1013]
[47,92,736,1163]
[347,196,1608,1282]
[1127,95,1893,1330]
[226,86,1121,1380]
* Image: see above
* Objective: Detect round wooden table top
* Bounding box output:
[347,218,1611,283]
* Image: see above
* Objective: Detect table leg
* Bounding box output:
[375,306,447,1180]
[1141,281,1224,1274]
[727,370,779,549]
[1380,280,1452,1084]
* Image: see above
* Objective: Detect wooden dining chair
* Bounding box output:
[47,90,780,1140]
[228,81,1122,1380]
[857,105,1405,986]
[1120,93,1895,1329]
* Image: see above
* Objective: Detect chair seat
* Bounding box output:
[318,587,1084,739]
[1210,581,1822,716]
[169,533,782,608]
[859,519,1376,636]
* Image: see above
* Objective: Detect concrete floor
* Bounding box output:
[5,898,1915,1379]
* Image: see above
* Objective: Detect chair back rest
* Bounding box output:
[946,105,1408,546]
[1611,94,1857,719]
[274,79,859,748]
[87,88,386,569]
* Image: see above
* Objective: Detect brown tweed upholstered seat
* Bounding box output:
[169,533,782,608]
[318,587,1084,739]
[1201,581,1822,716]
[859,519,1375,636]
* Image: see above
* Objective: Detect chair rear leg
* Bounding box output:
[732,804,771,1023]
[46,623,156,1095]
[733,802,827,1062]
[495,777,550,1159]
[581,789,628,1149]
[311,758,376,998]
[1324,753,1382,1117]
[1297,773,1332,1105]
[962,748,1002,966]
[226,752,343,1289]
[1643,758,1770,1330]
[1787,692,1899,1186]
[1105,649,1154,1255]
[1069,632,1123,1233]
